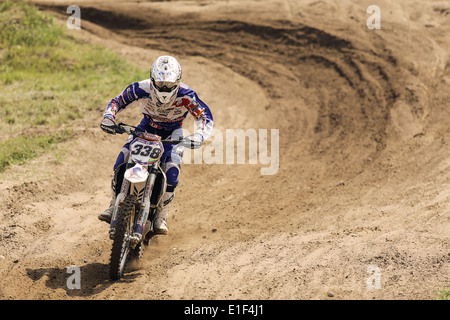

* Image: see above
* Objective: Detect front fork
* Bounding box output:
[109,162,159,243]
[132,164,160,242]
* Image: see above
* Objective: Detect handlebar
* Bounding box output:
[117,122,186,145]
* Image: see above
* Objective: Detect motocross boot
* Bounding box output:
[98,192,115,223]
[98,166,123,223]
[153,191,174,235]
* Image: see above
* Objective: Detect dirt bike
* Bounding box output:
[107,123,192,280]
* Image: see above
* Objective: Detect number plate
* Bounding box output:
[129,138,164,165]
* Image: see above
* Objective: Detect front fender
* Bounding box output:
[124,164,149,183]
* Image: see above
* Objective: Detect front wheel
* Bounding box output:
[109,195,136,280]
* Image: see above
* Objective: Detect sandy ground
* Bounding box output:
[0,0,449,300]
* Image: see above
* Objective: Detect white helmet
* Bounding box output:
[150,56,182,107]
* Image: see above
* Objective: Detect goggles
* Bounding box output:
[151,78,178,92]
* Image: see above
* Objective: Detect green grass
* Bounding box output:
[0,1,64,47]
[0,130,71,172]
[0,1,147,172]
[437,289,450,300]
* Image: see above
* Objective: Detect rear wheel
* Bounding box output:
[109,195,136,280]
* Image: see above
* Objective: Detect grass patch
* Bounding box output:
[0,1,64,47]
[0,1,147,171]
[437,289,450,300]
[0,2,146,130]
[0,131,71,172]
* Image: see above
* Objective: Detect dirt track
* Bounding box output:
[0,0,449,300]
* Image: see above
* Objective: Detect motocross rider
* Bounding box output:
[98,55,214,235]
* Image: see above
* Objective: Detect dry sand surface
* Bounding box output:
[0,0,449,300]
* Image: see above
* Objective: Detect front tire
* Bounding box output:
[109,195,136,280]
[129,241,145,261]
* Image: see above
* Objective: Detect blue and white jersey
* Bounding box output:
[103,79,214,140]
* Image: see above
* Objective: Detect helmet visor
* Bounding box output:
[152,79,179,92]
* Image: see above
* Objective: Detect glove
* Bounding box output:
[100,117,125,135]
[182,133,203,149]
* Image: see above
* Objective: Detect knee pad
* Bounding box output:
[112,163,126,197]
[166,166,179,189]
[113,139,132,171]
[164,144,182,189]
